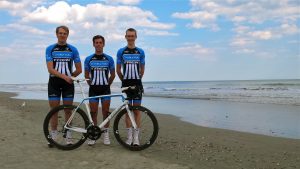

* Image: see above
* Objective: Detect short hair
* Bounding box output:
[92,35,105,44]
[126,28,137,36]
[56,25,69,34]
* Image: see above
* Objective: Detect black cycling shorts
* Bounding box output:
[48,77,74,101]
[89,85,111,103]
[122,80,143,103]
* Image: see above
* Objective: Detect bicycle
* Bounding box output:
[43,78,159,151]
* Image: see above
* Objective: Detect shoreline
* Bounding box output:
[0,91,300,169]
[5,88,300,106]
[4,90,300,139]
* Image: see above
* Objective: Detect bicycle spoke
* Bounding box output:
[43,105,89,150]
[113,106,159,151]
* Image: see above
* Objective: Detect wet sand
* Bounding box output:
[0,92,299,169]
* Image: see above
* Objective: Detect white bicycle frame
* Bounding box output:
[64,78,138,133]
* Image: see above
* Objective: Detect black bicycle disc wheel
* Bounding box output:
[113,106,159,151]
[43,105,89,150]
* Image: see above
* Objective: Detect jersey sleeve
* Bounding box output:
[45,45,54,62]
[139,48,145,65]
[69,45,81,63]
[116,48,123,65]
[108,55,115,71]
[84,55,91,72]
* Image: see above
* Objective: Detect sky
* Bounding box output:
[0,0,299,84]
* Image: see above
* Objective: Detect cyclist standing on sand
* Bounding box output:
[45,25,82,145]
[116,28,145,146]
[84,35,115,146]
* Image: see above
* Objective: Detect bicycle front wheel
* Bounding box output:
[43,105,89,150]
[113,106,159,151]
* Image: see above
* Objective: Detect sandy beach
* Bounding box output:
[0,91,299,169]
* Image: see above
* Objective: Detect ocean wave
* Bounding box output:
[1,79,299,105]
[261,83,300,86]
[238,87,288,91]
[144,93,300,105]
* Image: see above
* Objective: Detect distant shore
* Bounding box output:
[0,91,299,169]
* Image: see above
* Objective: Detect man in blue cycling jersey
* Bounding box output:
[116,28,145,146]
[45,25,82,145]
[84,35,115,145]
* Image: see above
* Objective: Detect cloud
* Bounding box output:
[0,0,44,15]
[18,1,175,41]
[104,0,141,5]
[231,23,299,48]
[0,46,13,58]
[141,29,179,36]
[249,31,273,40]
[176,44,216,61]
[148,43,215,61]
[0,0,178,63]
[173,0,300,33]
[0,0,177,45]
[180,0,300,54]
[280,23,299,35]
[22,1,83,24]
[230,37,254,47]
[0,39,46,62]
[172,10,218,30]
[233,48,255,54]
[22,1,174,29]
[0,23,48,35]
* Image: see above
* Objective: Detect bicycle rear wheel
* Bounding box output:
[113,106,159,151]
[43,105,89,150]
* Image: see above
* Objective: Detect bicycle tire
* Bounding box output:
[43,105,89,150]
[113,106,159,151]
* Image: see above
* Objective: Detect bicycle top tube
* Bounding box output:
[82,94,126,102]
[70,77,133,103]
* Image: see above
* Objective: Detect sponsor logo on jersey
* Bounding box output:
[123,54,140,62]
[52,51,72,58]
[90,60,109,68]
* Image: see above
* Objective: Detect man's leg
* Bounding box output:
[49,100,60,131]
[48,79,61,144]
[125,100,141,145]
[101,98,111,145]
[87,99,99,146]
[101,99,111,128]
[132,101,141,146]
[89,100,99,125]
[62,99,73,122]
[125,101,141,128]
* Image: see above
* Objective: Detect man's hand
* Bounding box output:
[63,75,73,84]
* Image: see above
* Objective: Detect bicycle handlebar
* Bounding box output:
[70,77,90,83]
[121,86,136,92]
[71,77,136,92]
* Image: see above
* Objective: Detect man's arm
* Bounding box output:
[72,62,82,77]
[116,64,123,81]
[140,64,145,79]
[47,62,72,84]
[84,70,91,85]
[109,69,116,85]
[139,48,145,79]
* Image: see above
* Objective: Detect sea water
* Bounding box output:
[0,79,299,139]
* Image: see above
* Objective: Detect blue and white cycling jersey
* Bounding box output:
[45,43,81,77]
[84,53,115,86]
[116,47,145,80]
